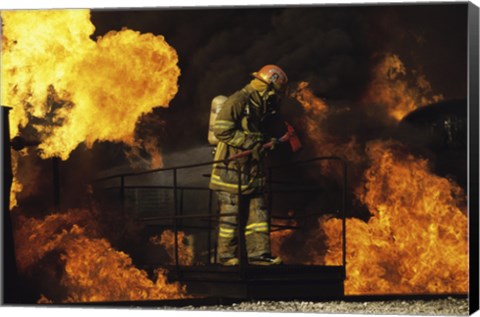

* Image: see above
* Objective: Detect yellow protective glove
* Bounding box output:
[269,138,280,151]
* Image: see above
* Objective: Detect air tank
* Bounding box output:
[208,95,228,145]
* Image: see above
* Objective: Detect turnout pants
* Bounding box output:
[216,191,270,259]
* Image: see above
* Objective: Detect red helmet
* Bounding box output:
[252,64,288,92]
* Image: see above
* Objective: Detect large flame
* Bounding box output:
[285,62,467,294]
[321,141,468,294]
[2,9,178,209]
[14,209,189,302]
[362,53,443,121]
[1,9,180,160]
[272,141,468,293]
[2,10,183,301]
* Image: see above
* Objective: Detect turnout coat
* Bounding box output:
[209,84,271,195]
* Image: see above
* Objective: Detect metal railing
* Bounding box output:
[268,156,348,267]
[93,155,348,279]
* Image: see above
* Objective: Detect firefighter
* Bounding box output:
[209,65,288,266]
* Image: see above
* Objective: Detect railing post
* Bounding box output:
[236,160,247,280]
[120,175,125,215]
[173,168,180,276]
[179,188,184,230]
[207,189,213,264]
[267,167,273,236]
[342,160,347,269]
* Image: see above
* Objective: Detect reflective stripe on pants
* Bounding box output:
[216,191,270,259]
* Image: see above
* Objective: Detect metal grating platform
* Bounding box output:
[166,264,345,300]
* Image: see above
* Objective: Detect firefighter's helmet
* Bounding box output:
[252,65,288,92]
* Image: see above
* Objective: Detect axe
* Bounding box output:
[228,121,302,161]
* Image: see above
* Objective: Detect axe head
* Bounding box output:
[285,121,302,153]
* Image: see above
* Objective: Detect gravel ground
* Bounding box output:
[178,298,469,316]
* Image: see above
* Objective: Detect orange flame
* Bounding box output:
[290,82,328,146]
[124,136,165,170]
[289,71,466,294]
[321,141,468,294]
[291,81,363,175]
[362,53,443,121]
[291,82,329,118]
[150,230,194,266]
[270,213,297,264]
[2,9,179,209]
[14,209,188,302]
[272,214,340,266]
[1,9,180,160]
[143,137,164,169]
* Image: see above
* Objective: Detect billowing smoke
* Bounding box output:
[88,5,467,156]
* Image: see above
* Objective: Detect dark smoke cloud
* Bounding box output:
[185,7,378,147]
[90,6,379,152]
[91,4,466,154]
